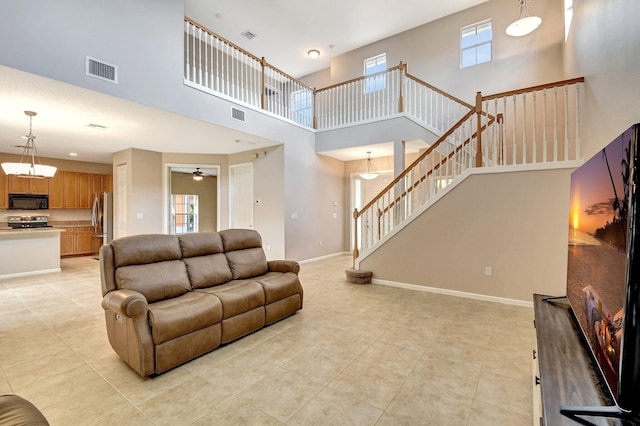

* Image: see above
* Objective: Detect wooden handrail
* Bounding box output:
[185,17,262,63]
[355,108,476,219]
[380,112,495,215]
[185,17,313,93]
[404,73,474,110]
[314,64,404,93]
[481,77,585,102]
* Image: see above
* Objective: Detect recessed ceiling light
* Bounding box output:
[69,152,78,157]
[307,49,320,59]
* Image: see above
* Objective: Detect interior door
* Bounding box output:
[229,162,253,229]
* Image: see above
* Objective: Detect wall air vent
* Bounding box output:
[86,56,118,83]
[231,107,246,122]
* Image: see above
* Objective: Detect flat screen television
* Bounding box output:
[566,123,640,421]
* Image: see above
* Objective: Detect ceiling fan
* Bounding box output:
[192,167,205,181]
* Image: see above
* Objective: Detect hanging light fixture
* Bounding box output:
[192,167,204,182]
[506,0,542,37]
[360,152,379,180]
[1,111,57,179]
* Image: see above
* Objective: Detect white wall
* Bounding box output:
[563,0,640,159]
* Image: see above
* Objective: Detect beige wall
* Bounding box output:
[359,167,574,303]
[0,153,111,174]
[302,0,565,103]
[564,0,640,159]
[170,171,217,233]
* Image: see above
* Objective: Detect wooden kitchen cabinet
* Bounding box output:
[104,174,113,192]
[0,168,7,209]
[7,175,49,194]
[74,226,95,255]
[91,174,103,197]
[48,172,64,209]
[60,226,100,256]
[78,173,91,209]
[60,228,74,256]
[63,171,78,208]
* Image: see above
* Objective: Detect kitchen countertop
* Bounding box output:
[48,221,93,227]
[0,227,64,235]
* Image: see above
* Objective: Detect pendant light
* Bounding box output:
[1,111,57,178]
[506,0,542,37]
[360,152,379,180]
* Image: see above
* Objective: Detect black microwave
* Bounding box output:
[8,193,49,210]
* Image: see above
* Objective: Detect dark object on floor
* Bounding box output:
[0,394,49,426]
[345,268,373,284]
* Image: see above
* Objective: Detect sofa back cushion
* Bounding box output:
[111,234,190,303]
[220,229,268,279]
[116,261,190,303]
[179,232,233,288]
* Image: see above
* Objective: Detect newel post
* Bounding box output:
[260,57,267,110]
[353,208,359,267]
[475,91,483,168]
[398,62,405,113]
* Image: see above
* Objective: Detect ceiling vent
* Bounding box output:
[86,56,118,83]
[241,31,257,40]
[231,107,246,122]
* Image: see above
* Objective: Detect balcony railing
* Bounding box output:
[184,18,471,132]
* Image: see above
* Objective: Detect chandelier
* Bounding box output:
[1,111,57,178]
[360,152,379,180]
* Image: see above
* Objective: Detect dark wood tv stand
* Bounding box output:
[533,294,623,426]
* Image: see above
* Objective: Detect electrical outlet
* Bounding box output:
[484,267,493,276]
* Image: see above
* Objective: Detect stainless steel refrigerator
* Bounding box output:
[92,192,113,247]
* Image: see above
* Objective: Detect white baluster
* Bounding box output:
[522,93,527,164]
[576,83,581,160]
[542,89,547,162]
[512,95,517,165]
[185,22,190,81]
[564,85,569,161]
[553,86,558,162]
[532,91,537,163]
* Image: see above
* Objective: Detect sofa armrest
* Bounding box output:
[268,260,300,275]
[101,289,149,319]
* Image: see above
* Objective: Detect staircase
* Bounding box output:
[353,77,584,266]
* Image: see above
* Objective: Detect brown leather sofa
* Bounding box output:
[100,229,303,377]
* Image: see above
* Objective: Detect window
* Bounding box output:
[460,20,492,68]
[173,194,198,234]
[291,89,313,126]
[364,53,387,92]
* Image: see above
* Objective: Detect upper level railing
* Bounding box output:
[184,18,470,132]
[353,77,584,263]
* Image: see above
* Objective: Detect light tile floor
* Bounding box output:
[0,254,535,425]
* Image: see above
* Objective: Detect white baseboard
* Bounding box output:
[299,251,350,265]
[372,278,534,308]
[0,268,62,280]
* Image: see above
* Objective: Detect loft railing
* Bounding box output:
[475,77,585,167]
[184,19,470,131]
[184,18,314,127]
[353,77,584,264]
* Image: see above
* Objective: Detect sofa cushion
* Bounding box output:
[111,234,182,268]
[255,272,301,304]
[148,292,222,345]
[195,280,265,319]
[225,248,268,279]
[219,229,262,251]
[183,254,232,289]
[178,232,224,258]
[116,260,190,303]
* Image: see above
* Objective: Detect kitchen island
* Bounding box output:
[0,227,63,279]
